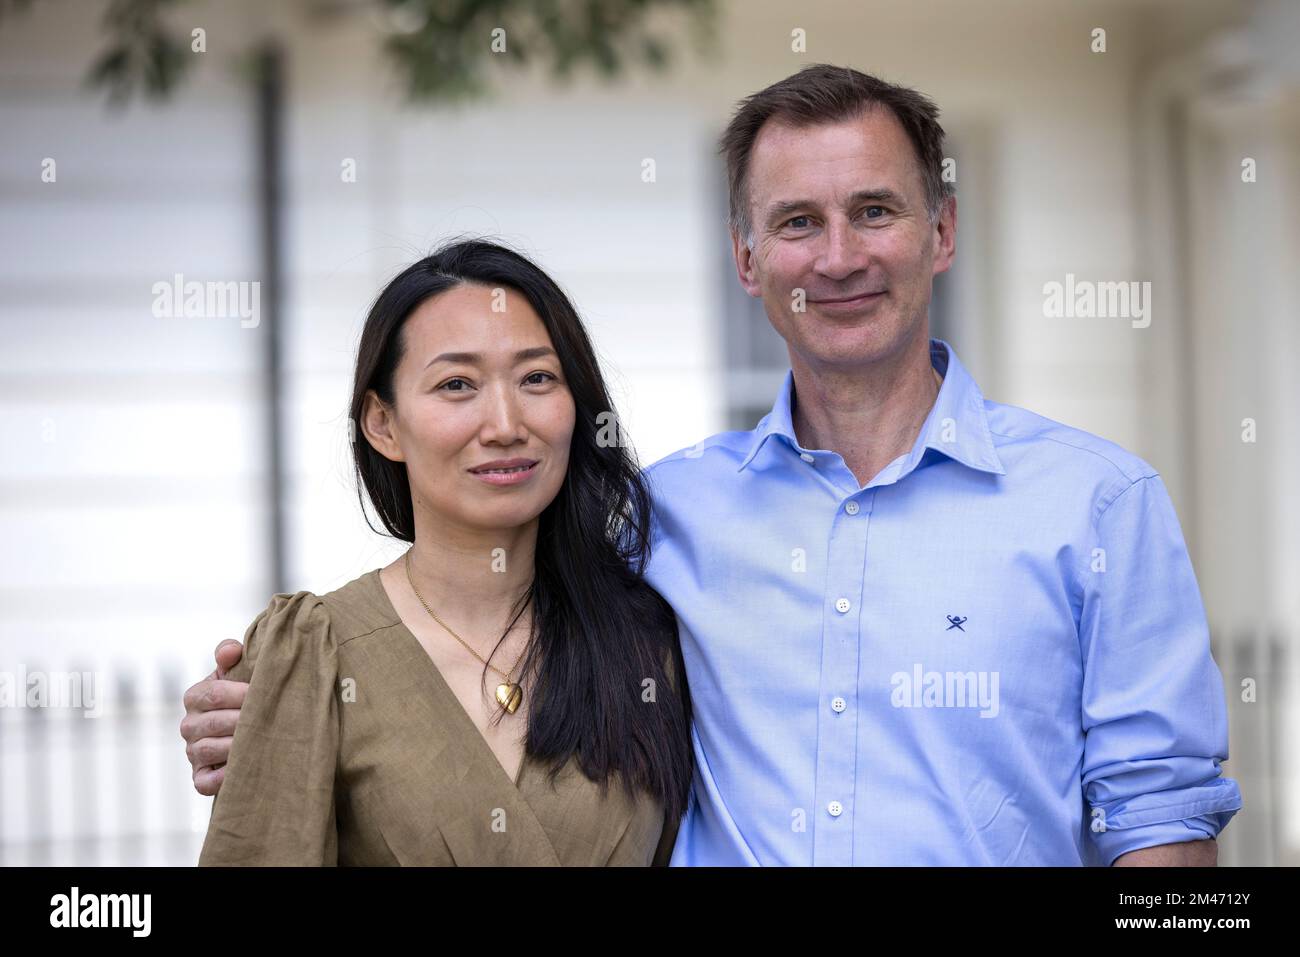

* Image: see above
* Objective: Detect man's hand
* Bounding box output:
[180,640,248,796]
[1113,838,1218,866]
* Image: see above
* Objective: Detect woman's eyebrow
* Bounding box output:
[424,346,557,369]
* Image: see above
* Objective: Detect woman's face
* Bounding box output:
[366,282,576,534]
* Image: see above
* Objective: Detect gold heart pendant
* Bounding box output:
[495,682,523,714]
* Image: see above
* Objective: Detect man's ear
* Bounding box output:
[360,389,405,463]
[931,194,957,277]
[730,226,763,298]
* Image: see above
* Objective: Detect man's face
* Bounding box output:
[734,106,955,372]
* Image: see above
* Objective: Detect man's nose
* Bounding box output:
[814,215,870,282]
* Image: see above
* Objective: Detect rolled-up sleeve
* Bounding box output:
[1078,474,1242,866]
[199,591,340,866]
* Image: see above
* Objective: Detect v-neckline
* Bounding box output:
[366,567,529,791]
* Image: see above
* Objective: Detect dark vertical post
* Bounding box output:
[255,42,287,593]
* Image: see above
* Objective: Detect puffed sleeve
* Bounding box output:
[198,591,339,866]
[1078,474,1242,866]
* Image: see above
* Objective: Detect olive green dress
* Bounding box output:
[199,569,679,866]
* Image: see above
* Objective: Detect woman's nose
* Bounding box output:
[478,386,528,443]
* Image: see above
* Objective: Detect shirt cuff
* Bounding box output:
[1091,778,1243,866]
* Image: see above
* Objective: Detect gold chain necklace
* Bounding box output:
[404,549,527,714]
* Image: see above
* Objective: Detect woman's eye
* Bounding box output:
[438,377,472,392]
[524,371,557,386]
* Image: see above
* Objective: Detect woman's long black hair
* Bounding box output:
[349,237,693,822]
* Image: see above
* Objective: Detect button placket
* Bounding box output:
[812,490,871,865]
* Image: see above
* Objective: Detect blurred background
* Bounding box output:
[0,0,1296,866]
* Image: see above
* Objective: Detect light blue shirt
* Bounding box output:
[644,338,1241,866]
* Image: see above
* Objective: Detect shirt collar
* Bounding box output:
[736,338,1006,478]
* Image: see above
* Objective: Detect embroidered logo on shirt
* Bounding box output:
[945,615,967,632]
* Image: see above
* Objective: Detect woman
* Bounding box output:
[199,239,693,866]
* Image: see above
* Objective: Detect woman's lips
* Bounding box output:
[469,461,540,487]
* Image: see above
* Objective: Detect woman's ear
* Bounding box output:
[360,389,405,463]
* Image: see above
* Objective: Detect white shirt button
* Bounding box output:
[827,801,843,817]
[800,452,815,463]
[845,501,860,515]
[835,597,851,614]
[831,696,847,713]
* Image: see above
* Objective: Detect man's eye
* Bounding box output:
[786,215,812,229]
[524,371,557,386]
[438,377,472,392]
[863,206,887,219]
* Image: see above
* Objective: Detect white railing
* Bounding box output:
[1211,628,1291,867]
[0,656,211,866]
[0,635,1288,866]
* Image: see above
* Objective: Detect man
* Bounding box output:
[182,64,1241,865]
